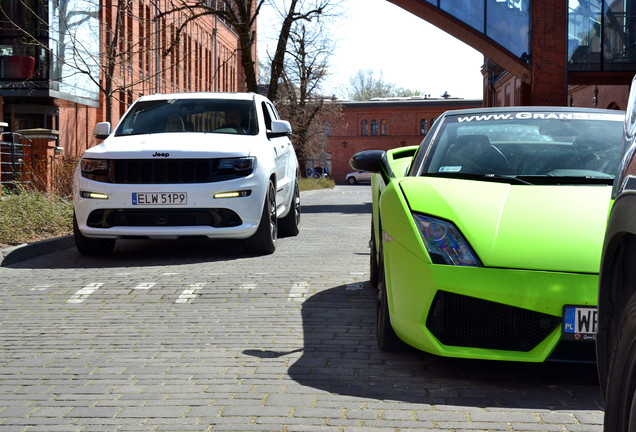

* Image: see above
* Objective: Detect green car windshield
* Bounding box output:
[420,110,625,184]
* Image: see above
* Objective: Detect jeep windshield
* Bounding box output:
[114,99,259,136]
[418,110,625,185]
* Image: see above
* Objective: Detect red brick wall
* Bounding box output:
[57,0,246,159]
[327,100,482,182]
[530,0,568,106]
[568,85,630,110]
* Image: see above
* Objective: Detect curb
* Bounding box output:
[0,235,74,267]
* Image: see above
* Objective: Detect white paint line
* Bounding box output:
[176,283,206,304]
[30,285,51,291]
[133,282,156,290]
[241,282,258,290]
[288,282,310,303]
[67,283,104,304]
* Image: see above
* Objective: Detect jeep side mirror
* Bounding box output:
[94,122,111,139]
[268,120,292,138]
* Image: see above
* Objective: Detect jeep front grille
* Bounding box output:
[86,208,242,228]
[83,159,253,184]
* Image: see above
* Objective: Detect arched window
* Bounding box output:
[361,120,368,136]
[371,119,378,136]
[380,120,388,136]
[420,119,428,135]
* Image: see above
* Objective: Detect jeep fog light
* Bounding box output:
[214,190,252,199]
[80,191,109,200]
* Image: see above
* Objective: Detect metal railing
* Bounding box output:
[0,132,33,190]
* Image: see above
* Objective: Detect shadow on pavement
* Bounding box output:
[3,237,258,269]
[302,203,372,214]
[246,283,603,410]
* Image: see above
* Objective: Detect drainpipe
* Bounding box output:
[155,0,161,91]
[214,0,218,91]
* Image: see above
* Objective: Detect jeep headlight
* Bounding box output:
[80,158,110,182]
[217,157,255,172]
[413,213,482,266]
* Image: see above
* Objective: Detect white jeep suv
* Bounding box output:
[73,92,300,255]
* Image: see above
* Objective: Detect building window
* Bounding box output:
[420,119,428,135]
[361,119,368,136]
[380,120,388,136]
[371,119,378,136]
[568,0,636,71]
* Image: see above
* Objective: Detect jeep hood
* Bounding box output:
[83,133,257,159]
[399,177,612,273]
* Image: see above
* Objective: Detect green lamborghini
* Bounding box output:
[350,106,624,362]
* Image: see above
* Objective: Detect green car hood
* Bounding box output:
[399,177,612,273]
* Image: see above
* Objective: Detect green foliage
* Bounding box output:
[0,185,73,247]
[298,177,334,191]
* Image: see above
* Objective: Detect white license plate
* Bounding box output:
[562,305,597,341]
[132,192,187,205]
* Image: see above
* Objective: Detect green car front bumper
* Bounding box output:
[384,238,597,362]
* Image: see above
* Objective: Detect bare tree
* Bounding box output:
[276,20,340,177]
[162,0,334,102]
[348,69,425,101]
[0,0,181,124]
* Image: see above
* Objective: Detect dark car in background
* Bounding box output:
[597,76,636,431]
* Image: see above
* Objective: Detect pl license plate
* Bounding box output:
[132,192,187,205]
[562,305,597,341]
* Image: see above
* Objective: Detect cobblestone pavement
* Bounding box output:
[0,185,604,432]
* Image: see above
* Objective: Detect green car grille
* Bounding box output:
[426,291,561,352]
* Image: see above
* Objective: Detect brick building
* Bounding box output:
[390,0,635,110]
[327,97,482,182]
[326,0,635,183]
[0,0,248,191]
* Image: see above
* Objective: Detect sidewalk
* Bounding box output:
[0,235,74,266]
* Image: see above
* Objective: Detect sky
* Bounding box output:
[257,0,485,100]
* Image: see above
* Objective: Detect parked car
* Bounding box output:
[345,170,372,184]
[73,92,300,256]
[597,76,636,431]
[350,106,624,362]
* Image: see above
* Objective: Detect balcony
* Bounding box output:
[0,55,35,80]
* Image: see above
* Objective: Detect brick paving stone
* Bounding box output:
[509,423,565,431]
[0,186,607,431]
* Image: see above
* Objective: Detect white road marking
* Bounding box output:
[67,283,104,304]
[241,283,258,290]
[133,282,156,290]
[30,285,50,291]
[176,283,206,304]
[288,282,310,303]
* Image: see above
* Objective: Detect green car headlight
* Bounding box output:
[412,213,482,267]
